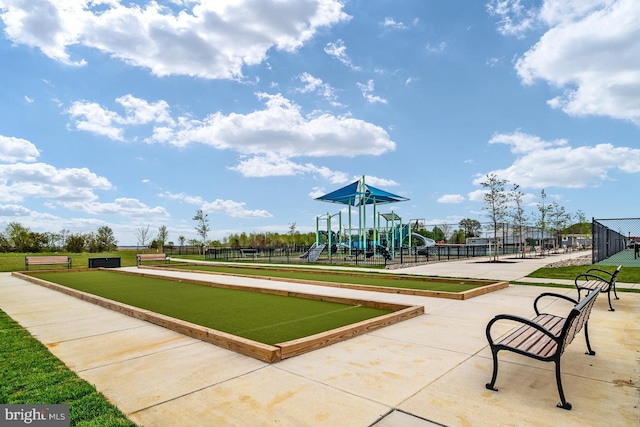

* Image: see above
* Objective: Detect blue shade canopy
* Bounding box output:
[315,177,409,206]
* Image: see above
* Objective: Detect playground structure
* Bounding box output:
[302,176,435,262]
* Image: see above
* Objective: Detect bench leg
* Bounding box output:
[606,291,615,311]
[583,321,596,356]
[485,349,499,391]
[554,360,571,410]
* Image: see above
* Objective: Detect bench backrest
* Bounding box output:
[610,265,622,285]
[137,253,166,260]
[559,290,599,354]
[26,256,70,264]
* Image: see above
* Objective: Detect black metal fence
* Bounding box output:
[592,217,640,265]
[165,242,527,268]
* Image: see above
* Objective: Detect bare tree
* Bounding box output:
[439,223,452,243]
[480,173,510,261]
[134,225,151,251]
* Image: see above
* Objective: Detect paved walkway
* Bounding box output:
[0,253,638,426]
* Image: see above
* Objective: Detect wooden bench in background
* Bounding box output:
[575,265,621,311]
[485,290,599,410]
[136,253,169,266]
[25,255,71,271]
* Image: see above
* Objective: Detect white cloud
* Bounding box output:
[324,39,360,70]
[202,199,272,219]
[296,72,343,106]
[437,194,465,204]
[467,189,486,203]
[159,192,205,206]
[0,135,40,162]
[493,0,640,124]
[357,80,388,104]
[479,131,640,188]
[66,95,175,141]
[382,17,407,30]
[71,92,396,162]
[425,42,447,53]
[159,191,272,219]
[486,0,539,37]
[64,198,170,218]
[0,162,112,203]
[230,153,351,182]
[0,0,349,79]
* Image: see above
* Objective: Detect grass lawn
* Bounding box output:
[29,270,392,345]
[0,309,136,427]
[0,252,140,272]
[164,264,494,293]
[527,265,640,284]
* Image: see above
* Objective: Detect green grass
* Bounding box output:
[0,251,140,272]
[0,309,136,426]
[527,265,640,283]
[166,264,492,292]
[30,271,392,345]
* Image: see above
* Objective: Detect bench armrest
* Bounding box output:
[533,292,578,315]
[486,313,558,346]
[585,268,614,279]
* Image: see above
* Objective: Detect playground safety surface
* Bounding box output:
[0,251,638,426]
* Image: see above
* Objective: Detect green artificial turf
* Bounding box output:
[166,264,489,292]
[0,309,136,426]
[30,271,391,345]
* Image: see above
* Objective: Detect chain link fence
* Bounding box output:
[592,218,640,266]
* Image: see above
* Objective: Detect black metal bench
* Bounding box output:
[485,290,599,410]
[25,255,71,271]
[574,265,621,311]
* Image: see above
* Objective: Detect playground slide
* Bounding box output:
[411,232,435,247]
[307,244,327,262]
[299,242,317,259]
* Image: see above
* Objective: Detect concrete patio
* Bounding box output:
[0,253,637,426]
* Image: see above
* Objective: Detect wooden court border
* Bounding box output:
[142,263,510,300]
[13,270,423,363]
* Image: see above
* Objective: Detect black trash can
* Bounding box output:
[88,257,121,268]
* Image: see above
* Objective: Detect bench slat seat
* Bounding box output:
[575,265,621,311]
[485,291,599,410]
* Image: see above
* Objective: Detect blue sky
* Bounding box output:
[0,0,639,246]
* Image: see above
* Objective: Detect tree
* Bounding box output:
[95,226,118,251]
[536,189,553,251]
[509,184,529,258]
[548,202,571,250]
[65,233,86,253]
[156,225,169,253]
[5,222,30,252]
[178,235,186,255]
[480,173,510,261]
[135,225,151,250]
[288,222,297,247]
[439,223,452,243]
[193,210,210,252]
[459,218,481,238]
